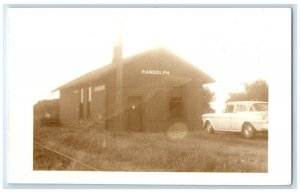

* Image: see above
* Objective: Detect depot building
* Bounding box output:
[54,47,214,132]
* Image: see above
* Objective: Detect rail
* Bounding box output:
[34,141,99,171]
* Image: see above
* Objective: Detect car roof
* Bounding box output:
[226,101,268,106]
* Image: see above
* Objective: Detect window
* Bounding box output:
[235,105,246,112]
[94,85,105,92]
[88,87,92,102]
[225,105,234,113]
[79,88,83,119]
[169,86,184,118]
[87,87,92,118]
[250,103,268,112]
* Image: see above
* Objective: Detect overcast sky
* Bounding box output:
[7,8,291,111]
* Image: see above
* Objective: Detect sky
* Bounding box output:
[7,8,291,112]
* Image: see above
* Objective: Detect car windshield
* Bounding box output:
[250,103,268,111]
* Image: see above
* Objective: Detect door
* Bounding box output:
[128,97,143,132]
[222,104,234,131]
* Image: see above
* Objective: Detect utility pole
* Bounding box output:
[113,22,123,131]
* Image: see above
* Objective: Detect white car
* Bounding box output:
[202,101,268,138]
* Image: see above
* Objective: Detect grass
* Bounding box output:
[33,126,268,172]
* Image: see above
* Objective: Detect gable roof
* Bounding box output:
[53,47,214,92]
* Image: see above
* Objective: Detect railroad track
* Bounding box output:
[34,141,99,171]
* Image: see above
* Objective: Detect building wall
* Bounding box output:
[186,79,204,130]
[119,49,205,132]
[59,50,207,132]
[60,88,79,124]
[60,77,110,129]
[90,84,106,129]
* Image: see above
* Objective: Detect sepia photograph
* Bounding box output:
[6,6,292,185]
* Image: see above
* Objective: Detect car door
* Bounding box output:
[231,104,247,131]
[220,104,234,131]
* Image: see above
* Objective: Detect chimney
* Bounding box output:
[112,38,122,65]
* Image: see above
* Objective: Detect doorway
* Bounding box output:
[128,96,143,132]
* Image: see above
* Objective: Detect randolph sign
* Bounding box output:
[141,69,170,75]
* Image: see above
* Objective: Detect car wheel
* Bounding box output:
[242,123,256,139]
[205,122,214,134]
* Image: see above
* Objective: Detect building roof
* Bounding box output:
[53,47,214,92]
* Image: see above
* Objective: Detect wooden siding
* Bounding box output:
[58,49,210,132]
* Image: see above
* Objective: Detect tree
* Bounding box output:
[227,79,268,102]
[33,99,59,118]
[202,87,216,113]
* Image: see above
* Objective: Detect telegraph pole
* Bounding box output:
[113,21,123,131]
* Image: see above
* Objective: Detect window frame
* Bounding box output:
[224,105,234,113]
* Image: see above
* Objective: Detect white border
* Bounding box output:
[3,2,295,188]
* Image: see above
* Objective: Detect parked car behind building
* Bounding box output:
[202,101,268,138]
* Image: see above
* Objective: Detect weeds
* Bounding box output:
[34,127,268,172]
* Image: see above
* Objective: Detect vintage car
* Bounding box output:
[202,101,268,138]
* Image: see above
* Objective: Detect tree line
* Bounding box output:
[203,79,268,113]
[226,79,268,102]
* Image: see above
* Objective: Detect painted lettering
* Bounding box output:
[141,69,170,76]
